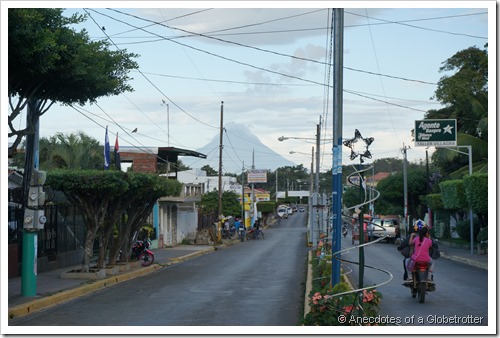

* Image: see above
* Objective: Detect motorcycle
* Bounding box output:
[403,261,435,303]
[238,226,245,242]
[131,238,155,266]
[246,227,264,240]
[342,224,348,238]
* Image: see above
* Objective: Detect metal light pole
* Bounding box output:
[331,8,344,286]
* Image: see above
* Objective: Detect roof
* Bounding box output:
[119,146,206,161]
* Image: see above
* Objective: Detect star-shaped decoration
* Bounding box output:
[443,124,454,134]
[343,129,374,163]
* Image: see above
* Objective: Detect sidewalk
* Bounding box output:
[438,241,489,270]
[8,244,219,320]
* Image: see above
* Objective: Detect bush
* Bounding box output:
[477,227,488,242]
[455,217,481,242]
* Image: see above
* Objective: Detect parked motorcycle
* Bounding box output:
[403,261,435,303]
[131,238,155,266]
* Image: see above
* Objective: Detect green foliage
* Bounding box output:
[199,190,241,217]
[8,8,138,156]
[455,217,481,242]
[439,180,467,210]
[477,227,488,242]
[375,167,427,219]
[426,193,444,210]
[463,173,488,215]
[39,132,102,170]
[256,201,276,213]
[427,45,488,178]
[46,169,129,198]
[201,165,218,176]
[45,170,181,269]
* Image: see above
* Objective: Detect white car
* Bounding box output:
[370,218,399,243]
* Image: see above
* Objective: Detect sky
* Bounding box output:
[3,1,494,174]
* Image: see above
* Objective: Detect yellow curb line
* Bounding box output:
[9,248,215,321]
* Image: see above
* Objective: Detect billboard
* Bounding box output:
[415,119,457,147]
[247,169,267,183]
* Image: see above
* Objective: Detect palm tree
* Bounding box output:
[40,131,102,170]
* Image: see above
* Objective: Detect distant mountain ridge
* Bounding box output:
[182,122,296,174]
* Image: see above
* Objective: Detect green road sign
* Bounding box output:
[415,119,457,147]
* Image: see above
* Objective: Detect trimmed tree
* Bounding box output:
[109,173,182,265]
[463,173,488,227]
[46,169,129,271]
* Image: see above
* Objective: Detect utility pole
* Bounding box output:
[161,100,170,147]
[309,146,314,244]
[315,119,321,245]
[241,161,245,224]
[402,144,410,238]
[217,102,224,240]
[251,149,255,225]
[331,8,344,286]
[22,99,47,296]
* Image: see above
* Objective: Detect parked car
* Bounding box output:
[370,218,399,243]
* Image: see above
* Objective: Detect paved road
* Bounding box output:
[340,230,488,326]
[10,213,310,327]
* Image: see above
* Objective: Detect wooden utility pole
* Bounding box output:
[218,102,224,220]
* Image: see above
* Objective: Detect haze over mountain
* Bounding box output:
[182,122,297,174]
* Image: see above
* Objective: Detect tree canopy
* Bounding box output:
[8,8,139,156]
[426,45,488,177]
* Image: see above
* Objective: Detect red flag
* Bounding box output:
[114,133,121,170]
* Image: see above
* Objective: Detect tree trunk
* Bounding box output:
[81,226,98,272]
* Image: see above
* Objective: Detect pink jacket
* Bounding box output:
[411,236,432,262]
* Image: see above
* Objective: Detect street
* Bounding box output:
[340,229,488,326]
[10,213,310,327]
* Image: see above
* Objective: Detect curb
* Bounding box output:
[440,252,488,270]
[304,251,313,317]
[8,247,216,321]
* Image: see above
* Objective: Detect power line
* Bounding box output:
[346,10,487,40]
[84,8,219,131]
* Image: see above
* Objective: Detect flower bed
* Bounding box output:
[302,246,383,326]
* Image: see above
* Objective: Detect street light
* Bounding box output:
[289,151,310,155]
[278,136,316,142]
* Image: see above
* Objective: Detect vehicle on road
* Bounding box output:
[370,218,399,243]
[403,261,435,303]
[299,207,305,212]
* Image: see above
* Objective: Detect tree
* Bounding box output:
[8,9,139,157]
[201,165,218,176]
[108,173,182,265]
[427,45,488,177]
[46,169,129,271]
[375,167,427,220]
[39,132,102,170]
[200,190,241,217]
